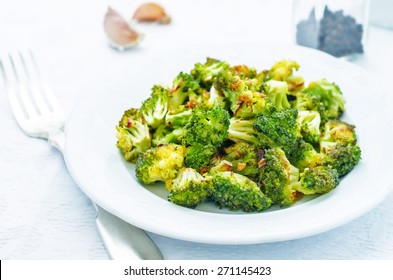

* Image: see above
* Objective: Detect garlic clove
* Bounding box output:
[132,2,171,24]
[104,7,143,50]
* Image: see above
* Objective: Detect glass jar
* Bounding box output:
[293,0,370,60]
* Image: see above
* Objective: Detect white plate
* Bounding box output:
[64,43,392,244]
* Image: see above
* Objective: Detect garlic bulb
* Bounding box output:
[132,2,171,24]
[104,7,143,50]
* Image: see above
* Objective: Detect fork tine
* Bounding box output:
[20,50,52,115]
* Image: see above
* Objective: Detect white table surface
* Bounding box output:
[1,0,393,260]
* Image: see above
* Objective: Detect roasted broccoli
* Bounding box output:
[140,85,169,129]
[232,64,257,79]
[165,106,193,128]
[223,142,262,178]
[264,80,291,110]
[212,171,272,212]
[231,90,268,119]
[166,168,214,208]
[291,140,323,171]
[168,72,201,111]
[228,118,259,145]
[202,85,226,109]
[303,79,345,120]
[297,110,321,146]
[116,108,151,162]
[268,59,300,81]
[135,144,186,184]
[191,57,230,89]
[295,166,339,195]
[151,125,183,147]
[253,106,299,157]
[321,120,357,145]
[185,143,217,172]
[259,147,303,206]
[321,142,361,177]
[182,105,230,147]
[117,57,361,213]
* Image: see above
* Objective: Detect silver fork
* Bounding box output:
[0,50,163,260]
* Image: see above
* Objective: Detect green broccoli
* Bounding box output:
[182,105,230,148]
[223,142,262,178]
[191,57,230,89]
[135,144,186,184]
[166,168,214,208]
[116,108,151,163]
[321,120,357,145]
[290,140,323,171]
[228,118,259,145]
[140,85,169,129]
[202,84,227,109]
[303,79,345,120]
[168,72,201,111]
[295,166,339,195]
[268,59,300,81]
[214,67,265,117]
[209,159,234,173]
[253,106,299,157]
[291,91,328,123]
[212,171,272,212]
[185,143,217,172]
[259,147,303,206]
[321,142,361,177]
[286,75,305,93]
[264,80,291,110]
[231,91,268,119]
[297,110,321,146]
[232,64,257,79]
[151,125,183,147]
[165,106,193,128]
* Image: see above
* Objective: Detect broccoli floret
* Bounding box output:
[295,166,339,195]
[140,85,169,129]
[166,168,214,208]
[185,143,217,172]
[212,171,272,212]
[264,80,291,110]
[259,147,303,206]
[253,107,299,156]
[223,142,262,177]
[165,106,193,128]
[168,72,201,111]
[214,67,265,117]
[321,120,357,145]
[286,75,305,93]
[297,110,321,146]
[116,108,151,162]
[268,59,300,81]
[183,105,230,147]
[151,125,183,147]
[303,79,345,120]
[209,159,234,173]
[191,58,230,89]
[232,64,257,79]
[291,91,328,123]
[202,85,227,109]
[291,140,323,171]
[228,118,260,145]
[321,142,361,177]
[231,91,268,119]
[135,144,186,184]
